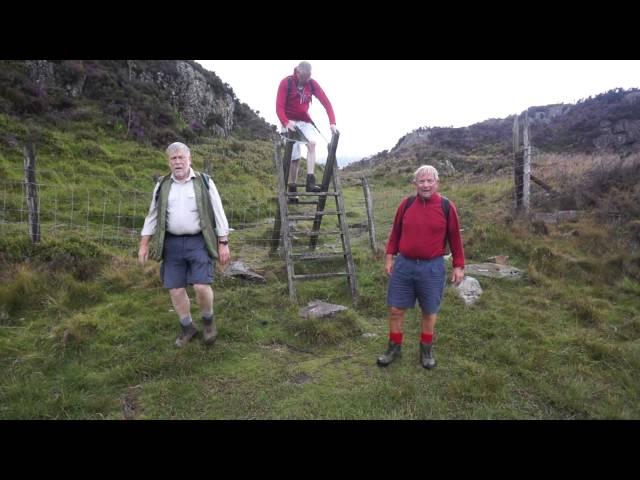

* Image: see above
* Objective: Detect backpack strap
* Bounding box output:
[201,172,211,191]
[400,195,450,240]
[287,76,315,98]
[154,174,170,204]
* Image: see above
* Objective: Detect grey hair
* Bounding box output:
[165,142,190,158]
[297,61,312,73]
[413,165,439,182]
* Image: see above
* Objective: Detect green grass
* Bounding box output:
[1,115,639,418]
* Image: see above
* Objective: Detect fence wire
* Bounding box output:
[0,178,409,257]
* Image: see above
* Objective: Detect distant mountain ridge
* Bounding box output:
[345,88,640,177]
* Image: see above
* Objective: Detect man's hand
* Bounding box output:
[138,244,149,267]
[286,120,296,131]
[218,243,230,269]
[385,254,394,276]
[330,124,338,135]
[138,236,151,267]
[451,267,464,286]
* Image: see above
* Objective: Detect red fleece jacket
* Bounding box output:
[276,70,336,126]
[386,192,465,269]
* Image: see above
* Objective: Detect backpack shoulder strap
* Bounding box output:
[441,196,450,221]
[441,196,450,249]
[200,172,211,191]
[402,195,416,215]
[288,76,315,97]
[154,174,170,203]
[399,195,416,237]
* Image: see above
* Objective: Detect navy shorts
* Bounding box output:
[387,255,446,314]
[160,233,214,289]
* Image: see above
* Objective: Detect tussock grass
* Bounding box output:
[2,131,640,418]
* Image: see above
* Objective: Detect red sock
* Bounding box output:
[389,332,403,345]
[421,332,433,344]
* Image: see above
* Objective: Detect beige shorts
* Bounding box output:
[282,121,320,160]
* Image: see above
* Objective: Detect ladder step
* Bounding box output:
[293,272,350,280]
[296,200,319,205]
[290,252,346,260]
[285,192,339,197]
[289,211,343,220]
[288,230,344,236]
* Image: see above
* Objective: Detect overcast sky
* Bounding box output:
[196,60,640,165]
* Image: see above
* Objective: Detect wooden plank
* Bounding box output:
[361,176,377,252]
[523,109,531,213]
[294,272,349,280]
[23,143,40,243]
[288,230,344,236]
[310,131,339,249]
[513,115,522,210]
[530,174,554,193]
[290,252,347,260]
[287,192,339,197]
[270,137,295,254]
[289,211,342,220]
[271,140,296,301]
[332,158,358,303]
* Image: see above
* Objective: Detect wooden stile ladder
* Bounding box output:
[270,131,357,303]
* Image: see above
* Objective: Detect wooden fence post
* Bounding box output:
[522,110,531,213]
[513,111,531,213]
[23,143,40,243]
[361,176,377,252]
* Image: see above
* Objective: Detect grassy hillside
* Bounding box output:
[1,119,639,418]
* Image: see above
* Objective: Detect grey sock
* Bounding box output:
[179,315,193,327]
[202,312,213,321]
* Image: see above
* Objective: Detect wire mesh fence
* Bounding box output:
[0,176,410,258]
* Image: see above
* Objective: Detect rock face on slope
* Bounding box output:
[1,60,274,145]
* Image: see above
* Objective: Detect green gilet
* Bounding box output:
[150,171,218,261]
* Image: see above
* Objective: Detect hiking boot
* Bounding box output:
[175,322,199,347]
[287,183,299,204]
[306,174,322,193]
[420,342,436,370]
[376,340,402,367]
[202,316,218,345]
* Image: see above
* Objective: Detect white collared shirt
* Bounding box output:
[140,168,230,237]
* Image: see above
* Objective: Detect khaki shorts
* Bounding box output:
[282,121,320,160]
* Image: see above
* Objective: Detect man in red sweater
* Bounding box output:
[378,165,465,369]
[276,61,338,198]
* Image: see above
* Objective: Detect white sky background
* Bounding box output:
[196,60,640,166]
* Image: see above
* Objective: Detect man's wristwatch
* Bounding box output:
[218,240,229,245]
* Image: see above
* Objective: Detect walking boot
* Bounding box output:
[287,183,299,204]
[175,322,199,347]
[376,340,402,367]
[420,342,437,369]
[202,315,218,345]
[305,174,322,193]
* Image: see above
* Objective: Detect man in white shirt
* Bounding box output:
[139,142,230,347]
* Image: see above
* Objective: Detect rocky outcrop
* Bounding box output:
[133,60,235,137]
[594,119,640,150]
[21,60,254,139]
